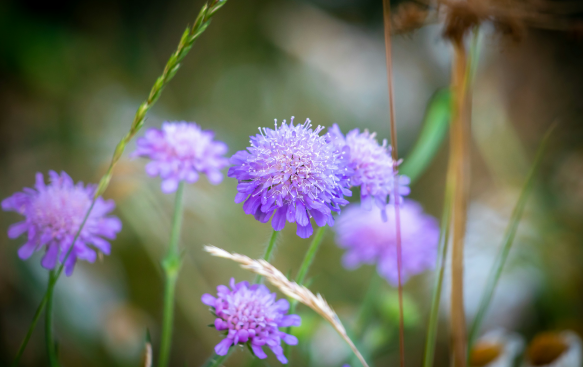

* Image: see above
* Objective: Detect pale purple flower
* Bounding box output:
[133,122,229,193]
[334,200,439,286]
[228,117,352,238]
[2,171,122,276]
[202,278,301,364]
[329,124,410,221]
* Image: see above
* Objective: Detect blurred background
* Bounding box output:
[1,0,583,366]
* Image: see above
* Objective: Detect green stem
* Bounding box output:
[12,293,49,367]
[354,273,383,339]
[45,271,59,367]
[284,225,327,359]
[202,349,232,367]
[158,181,185,367]
[466,124,556,358]
[254,229,279,284]
[422,164,454,367]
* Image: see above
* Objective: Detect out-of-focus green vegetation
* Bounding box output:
[1,0,583,366]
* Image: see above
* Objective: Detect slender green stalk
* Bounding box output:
[45,271,59,367]
[295,226,326,286]
[158,181,185,367]
[11,294,49,367]
[254,229,280,283]
[202,349,232,367]
[422,159,455,367]
[283,225,327,359]
[467,124,556,357]
[11,1,228,363]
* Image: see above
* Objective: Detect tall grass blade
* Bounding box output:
[467,123,557,357]
[400,89,451,183]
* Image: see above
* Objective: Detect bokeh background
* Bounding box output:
[1,0,583,366]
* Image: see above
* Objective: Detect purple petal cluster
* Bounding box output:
[2,171,122,276]
[334,200,439,286]
[329,124,410,221]
[228,117,352,238]
[202,278,301,364]
[133,122,229,193]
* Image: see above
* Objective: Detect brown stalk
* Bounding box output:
[383,1,406,367]
[449,37,470,367]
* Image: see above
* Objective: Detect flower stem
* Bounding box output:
[11,1,228,361]
[158,181,185,367]
[283,225,327,359]
[254,229,280,284]
[11,294,48,366]
[45,270,59,367]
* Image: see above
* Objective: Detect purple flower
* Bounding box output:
[132,122,229,193]
[202,278,301,364]
[329,124,410,221]
[228,117,352,238]
[334,200,439,286]
[1,171,122,276]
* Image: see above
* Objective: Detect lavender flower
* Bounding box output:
[132,122,229,193]
[1,171,122,276]
[228,117,352,238]
[202,278,301,364]
[334,200,439,286]
[329,124,410,221]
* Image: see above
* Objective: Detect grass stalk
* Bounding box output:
[467,124,556,358]
[449,37,470,367]
[158,181,185,367]
[11,1,227,363]
[382,0,405,366]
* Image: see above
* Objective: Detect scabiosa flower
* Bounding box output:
[334,200,439,286]
[132,122,229,193]
[228,117,352,238]
[1,171,122,276]
[202,278,301,364]
[329,124,410,221]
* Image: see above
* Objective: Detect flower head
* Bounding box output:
[202,278,301,364]
[228,117,352,238]
[133,122,229,193]
[2,171,122,276]
[329,124,410,221]
[334,200,439,286]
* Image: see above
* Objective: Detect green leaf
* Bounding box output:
[400,89,451,183]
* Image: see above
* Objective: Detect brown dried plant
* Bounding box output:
[204,245,370,367]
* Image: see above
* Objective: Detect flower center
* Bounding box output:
[31,186,91,237]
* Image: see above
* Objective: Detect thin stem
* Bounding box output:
[11,1,228,361]
[450,38,470,367]
[45,271,59,367]
[158,181,185,367]
[295,226,326,286]
[422,154,455,367]
[12,294,49,367]
[467,124,556,358]
[382,0,405,366]
[202,349,232,367]
[284,225,327,359]
[254,229,280,284]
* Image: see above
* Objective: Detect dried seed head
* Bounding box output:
[393,3,429,34]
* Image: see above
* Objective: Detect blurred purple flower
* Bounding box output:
[202,278,301,364]
[329,124,410,221]
[132,122,229,193]
[1,171,122,276]
[334,200,439,286]
[228,117,352,238]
